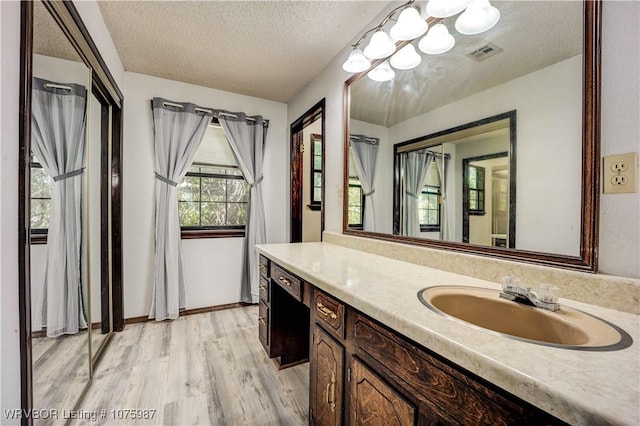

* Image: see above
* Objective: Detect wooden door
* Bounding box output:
[310,326,344,426]
[349,358,415,426]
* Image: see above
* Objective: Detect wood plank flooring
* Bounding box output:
[71,305,309,425]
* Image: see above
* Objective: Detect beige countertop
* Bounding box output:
[256,242,640,426]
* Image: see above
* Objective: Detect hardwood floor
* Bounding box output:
[72,305,309,425]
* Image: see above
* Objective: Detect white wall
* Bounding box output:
[302,119,322,242]
[122,71,287,318]
[599,0,640,278]
[1,1,22,420]
[288,2,639,278]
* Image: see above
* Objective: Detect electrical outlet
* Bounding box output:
[603,152,638,194]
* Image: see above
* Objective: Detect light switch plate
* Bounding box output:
[603,152,638,194]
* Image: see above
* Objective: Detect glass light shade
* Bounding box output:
[426,0,471,18]
[342,48,372,73]
[455,0,500,35]
[390,7,428,41]
[367,61,395,82]
[390,44,422,70]
[363,30,397,60]
[418,23,455,55]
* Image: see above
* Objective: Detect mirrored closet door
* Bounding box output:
[20,1,124,421]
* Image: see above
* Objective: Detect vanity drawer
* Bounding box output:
[259,255,270,279]
[258,301,269,347]
[313,289,345,340]
[259,277,269,303]
[270,264,302,302]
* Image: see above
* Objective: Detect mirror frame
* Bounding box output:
[19,0,124,420]
[342,0,601,273]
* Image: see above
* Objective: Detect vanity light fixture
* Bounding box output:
[455,0,500,35]
[426,0,471,18]
[419,23,456,55]
[390,44,422,70]
[367,61,395,82]
[343,0,500,78]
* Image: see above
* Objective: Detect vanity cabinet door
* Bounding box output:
[349,357,416,426]
[310,325,344,426]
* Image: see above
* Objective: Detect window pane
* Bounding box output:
[314,155,322,170]
[427,210,438,225]
[348,188,362,206]
[31,167,53,198]
[201,177,226,202]
[227,203,247,225]
[314,141,322,156]
[348,208,361,225]
[314,172,322,187]
[314,188,322,202]
[179,201,200,226]
[201,202,226,226]
[31,199,51,229]
[178,176,201,201]
[227,179,249,202]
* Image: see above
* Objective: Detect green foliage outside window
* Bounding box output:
[178,166,249,228]
[348,178,364,228]
[31,162,52,230]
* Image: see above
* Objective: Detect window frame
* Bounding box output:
[179,165,249,239]
[308,133,322,210]
[466,165,486,216]
[29,159,51,244]
[418,184,441,233]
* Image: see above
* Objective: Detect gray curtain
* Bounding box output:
[31,77,87,337]
[350,135,379,232]
[218,112,267,304]
[402,150,433,237]
[150,98,212,320]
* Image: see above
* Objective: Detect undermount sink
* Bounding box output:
[418,286,632,351]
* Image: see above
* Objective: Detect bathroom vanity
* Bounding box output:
[256,242,639,426]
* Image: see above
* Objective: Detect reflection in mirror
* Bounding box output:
[31,0,91,416]
[393,112,516,249]
[346,0,587,259]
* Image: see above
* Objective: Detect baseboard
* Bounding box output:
[124,301,254,325]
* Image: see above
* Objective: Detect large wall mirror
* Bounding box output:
[343,0,600,271]
[19,1,124,420]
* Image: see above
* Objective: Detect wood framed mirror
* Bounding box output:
[343,0,600,272]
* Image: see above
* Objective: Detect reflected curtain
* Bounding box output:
[350,135,379,232]
[218,112,267,304]
[434,155,452,241]
[150,98,212,320]
[402,150,433,237]
[31,77,87,337]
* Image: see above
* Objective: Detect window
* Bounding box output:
[467,165,485,214]
[418,185,440,232]
[178,124,249,237]
[30,156,52,243]
[309,134,322,208]
[347,177,364,229]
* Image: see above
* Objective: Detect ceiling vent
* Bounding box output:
[467,43,503,62]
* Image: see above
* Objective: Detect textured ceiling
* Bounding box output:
[97,1,391,103]
[34,1,83,63]
[350,1,583,127]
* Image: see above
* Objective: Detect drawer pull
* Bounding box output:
[259,285,267,291]
[316,302,338,320]
[326,373,336,412]
[259,264,267,270]
[258,317,266,325]
[278,277,291,286]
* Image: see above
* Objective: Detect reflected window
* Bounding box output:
[30,155,52,240]
[348,177,364,229]
[178,124,249,235]
[418,185,440,231]
[310,134,322,206]
[467,165,485,214]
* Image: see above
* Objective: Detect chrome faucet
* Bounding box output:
[500,277,560,312]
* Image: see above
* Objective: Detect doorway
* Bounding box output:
[290,99,325,243]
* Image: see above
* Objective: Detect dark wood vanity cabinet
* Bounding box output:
[259,257,565,426]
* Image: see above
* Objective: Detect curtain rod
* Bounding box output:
[161,101,268,127]
[44,83,73,92]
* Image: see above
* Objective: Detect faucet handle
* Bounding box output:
[537,284,559,303]
[501,275,520,292]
